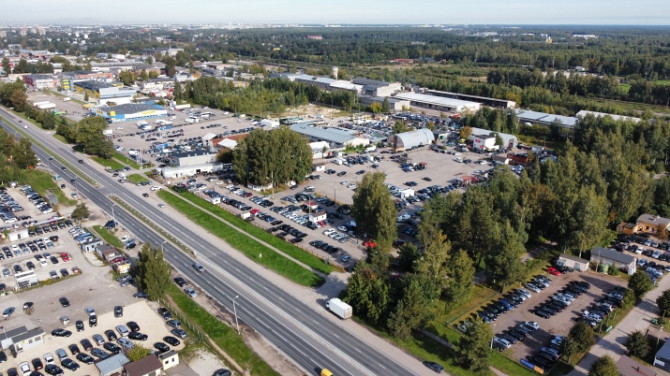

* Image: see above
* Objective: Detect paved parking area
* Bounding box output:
[0,300,183,375]
[486,271,627,363]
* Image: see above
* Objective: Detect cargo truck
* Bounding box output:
[326,298,352,320]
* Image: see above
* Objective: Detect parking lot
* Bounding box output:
[459,270,627,368]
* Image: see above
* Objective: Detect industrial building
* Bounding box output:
[352,78,402,97]
[424,89,516,109]
[290,123,370,148]
[388,128,435,151]
[468,127,518,150]
[22,74,58,89]
[393,92,481,113]
[515,109,578,129]
[96,103,167,123]
[655,340,670,372]
[590,247,636,275]
[74,81,136,105]
[357,95,409,112]
[575,110,641,123]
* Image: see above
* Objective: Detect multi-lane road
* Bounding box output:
[0,108,425,376]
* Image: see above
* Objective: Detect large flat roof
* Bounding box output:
[394,92,480,109]
[515,109,578,128]
[290,123,357,145]
[105,103,165,115]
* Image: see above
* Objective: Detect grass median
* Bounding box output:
[167,284,281,376]
[174,191,337,275]
[91,225,124,248]
[127,173,149,184]
[157,190,325,287]
[114,152,141,169]
[93,157,125,171]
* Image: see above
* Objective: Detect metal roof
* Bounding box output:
[290,123,357,145]
[469,127,517,146]
[105,103,163,115]
[576,110,641,123]
[393,128,435,149]
[394,92,481,111]
[656,338,670,361]
[515,109,578,128]
[591,247,636,265]
[96,354,130,376]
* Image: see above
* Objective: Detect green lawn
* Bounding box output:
[157,190,324,287]
[175,191,337,275]
[22,170,77,207]
[127,173,149,184]
[444,285,500,324]
[93,157,125,171]
[92,225,123,248]
[167,284,281,376]
[114,153,144,169]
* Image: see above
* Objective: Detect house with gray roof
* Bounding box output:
[96,353,130,376]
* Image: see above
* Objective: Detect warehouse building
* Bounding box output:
[515,109,578,129]
[576,110,641,124]
[352,78,402,97]
[388,128,435,151]
[590,247,636,275]
[96,103,167,123]
[290,123,370,148]
[654,339,670,372]
[393,92,481,113]
[424,89,516,109]
[22,74,58,89]
[74,81,136,105]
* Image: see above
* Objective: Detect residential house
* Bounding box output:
[124,354,163,376]
[636,214,670,234]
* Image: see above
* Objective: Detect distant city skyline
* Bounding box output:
[3,0,670,26]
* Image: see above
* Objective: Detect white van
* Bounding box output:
[455,157,463,163]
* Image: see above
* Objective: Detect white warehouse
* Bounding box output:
[393,92,481,113]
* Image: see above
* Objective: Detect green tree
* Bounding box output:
[456,318,492,372]
[444,249,475,307]
[382,97,390,113]
[369,102,382,114]
[629,270,654,300]
[622,289,637,309]
[460,126,472,140]
[391,121,408,134]
[560,338,579,363]
[1,58,9,74]
[397,243,421,272]
[75,117,115,158]
[12,138,37,169]
[134,243,171,301]
[9,89,27,112]
[118,70,137,86]
[657,290,670,316]
[625,331,650,358]
[71,203,90,220]
[386,275,431,339]
[350,172,397,252]
[126,345,152,361]
[588,355,619,376]
[84,92,89,102]
[163,56,177,77]
[41,111,56,130]
[569,321,595,353]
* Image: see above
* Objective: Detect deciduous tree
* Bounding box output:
[569,321,595,353]
[456,318,492,372]
[588,356,618,376]
[625,331,650,358]
[351,172,397,252]
[134,243,171,301]
[629,270,654,300]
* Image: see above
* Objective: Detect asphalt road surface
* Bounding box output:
[0,108,421,376]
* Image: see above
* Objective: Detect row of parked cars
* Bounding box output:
[525,334,566,371]
[20,184,53,215]
[575,286,623,328]
[0,188,25,223]
[533,280,591,319]
[475,288,533,324]
[492,321,540,351]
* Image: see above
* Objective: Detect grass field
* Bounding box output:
[22,169,77,207]
[167,284,281,376]
[91,225,123,248]
[157,190,324,287]
[175,191,337,275]
[92,157,125,171]
[114,153,141,169]
[127,173,149,184]
[443,285,500,325]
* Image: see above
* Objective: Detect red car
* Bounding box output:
[547,267,562,276]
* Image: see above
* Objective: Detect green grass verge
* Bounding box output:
[91,225,123,248]
[444,285,500,324]
[175,191,337,275]
[167,284,281,376]
[22,170,77,207]
[113,153,141,169]
[127,173,149,184]
[157,190,324,287]
[53,133,68,144]
[93,157,125,171]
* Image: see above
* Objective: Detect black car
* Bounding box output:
[0,350,6,363]
[58,297,69,307]
[127,321,140,332]
[80,339,93,351]
[163,336,180,346]
[61,358,79,371]
[75,353,94,365]
[103,342,121,354]
[423,361,444,373]
[31,357,43,370]
[104,330,118,342]
[75,320,84,332]
[128,332,148,341]
[90,348,109,360]
[535,308,551,319]
[89,315,97,327]
[68,344,80,355]
[114,306,123,317]
[153,342,170,353]
[212,369,232,376]
[51,328,72,337]
[173,277,188,287]
[158,308,172,320]
[44,364,64,376]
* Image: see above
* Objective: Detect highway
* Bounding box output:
[0,108,419,376]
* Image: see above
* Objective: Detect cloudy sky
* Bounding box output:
[3,0,670,25]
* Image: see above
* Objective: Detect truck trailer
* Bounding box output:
[326,298,352,320]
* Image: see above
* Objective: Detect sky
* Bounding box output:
[3,0,670,25]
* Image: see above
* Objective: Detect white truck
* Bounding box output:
[326,298,352,320]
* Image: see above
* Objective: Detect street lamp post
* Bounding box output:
[110,203,118,225]
[160,240,168,253]
[233,295,240,335]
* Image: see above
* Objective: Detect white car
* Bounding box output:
[19,361,30,375]
[44,353,55,365]
[150,186,162,191]
[524,321,540,330]
[116,324,130,337]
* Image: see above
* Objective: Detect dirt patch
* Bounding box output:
[282,103,347,118]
